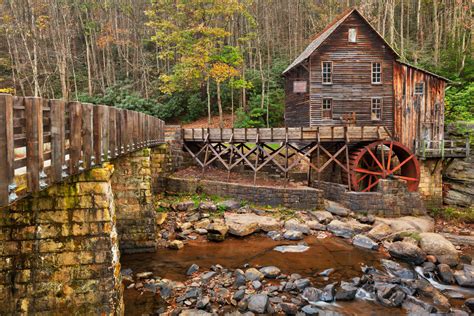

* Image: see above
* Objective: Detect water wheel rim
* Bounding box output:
[350,140,420,192]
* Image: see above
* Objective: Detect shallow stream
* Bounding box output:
[122,235,414,315]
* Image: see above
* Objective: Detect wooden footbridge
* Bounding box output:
[0,93,165,208]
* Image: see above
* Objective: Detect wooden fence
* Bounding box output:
[0,94,165,207]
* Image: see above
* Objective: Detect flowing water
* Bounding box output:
[121,235,412,315]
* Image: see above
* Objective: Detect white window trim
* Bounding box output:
[322,98,333,120]
[371,62,382,85]
[321,61,333,85]
[371,97,382,121]
[348,28,357,43]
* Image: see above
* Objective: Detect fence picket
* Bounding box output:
[50,99,65,183]
[25,97,43,193]
[0,94,14,204]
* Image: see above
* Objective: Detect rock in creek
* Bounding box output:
[284,219,310,234]
[273,244,309,253]
[311,210,334,224]
[259,266,281,279]
[375,283,406,307]
[437,263,455,284]
[320,283,336,302]
[136,271,153,279]
[465,297,474,312]
[280,302,298,315]
[233,289,245,301]
[307,220,326,231]
[381,259,416,280]
[247,294,269,314]
[388,241,426,265]
[199,201,217,212]
[283,230,304,240]
[454,264,474,288]
[194,219,211,230]
[245,268,264,281]
[169,240,184,250]
[419,232,459,267]
[174,201,196,212]
[374,216,434,234]
[207,223,228,242]
[217,199,241,211]
[327,220,354,238]
[186,264,199,276]
[301,305,320,315]
[224,213,281,236]
[324,200,350,217]
[180,309,211,316]
[302,287,323,303]
[367,223,393,241]
[352,234,379,250]
[402,295,436,315]
[335,281,358,301]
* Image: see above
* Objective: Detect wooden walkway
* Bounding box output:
[183,125,392,143]
[0,94,165,207]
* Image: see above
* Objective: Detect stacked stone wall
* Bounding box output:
[0,165,123,315]
[418,159,443,208]
[111,149,156,254]
[164,176,324,209]
[315,179,426,216]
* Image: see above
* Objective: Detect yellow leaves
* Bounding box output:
[209,62,240,83]
[36,15,50,31]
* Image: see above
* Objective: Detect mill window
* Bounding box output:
[348,28,357,43]
[371,62,382,84]
[371,98,382,120]
[415,82,424,95]
[322,62,332,84]
[322,98,332,119]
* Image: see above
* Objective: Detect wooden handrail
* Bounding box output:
[0,93,165,207]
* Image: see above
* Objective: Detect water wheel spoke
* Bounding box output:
[390,154,415,174]
[392,175,419,182]
[354,168,383,176]
[366,147,384,171]
[387,142,394,170]
[362,177,380,192]
[356,173,370,184]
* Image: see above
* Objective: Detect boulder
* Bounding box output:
[367,223,393,241]
[259,266,281,279]
[352,234,379,250]
[245,268,264,281]
[320,283,336,302]
[224,213,281,235]
[169,240,184,250]
[186,264,199,276]
[199,201,217,212]
[207,223,228,242]
[194,219,211,230]
[346,219,372,233]
[284,219,310,234]
[307,220,326,231]
[180,310,211,316]
[327,220,354,238]
[437,264,455,284]
[335,281,357,300]
[302,287,323,303]
[324,200,350,217]
[375,216,434,233]
[301,305,320,315]
[311,210,334,224]
[388,241,426,265]
[454,264,474,288]
[375,283,406,307]
[465,297,474,312]
[174,201,196,212]
[248,294,269,314]
[217,199,241,211]
[419,233,459,266]
[402,295,436,315]
[295,278,311,291]
[252,280,262,290]
[233,289,245,301]
[196,296,210,309]
[283,230,304,240]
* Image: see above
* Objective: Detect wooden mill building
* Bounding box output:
[282,8,464,204]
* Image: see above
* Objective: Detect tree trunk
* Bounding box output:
[207,78,211,126]
[433,0,440,66]
[216,82,223,128]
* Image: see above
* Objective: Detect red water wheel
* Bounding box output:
[349,140,420,192]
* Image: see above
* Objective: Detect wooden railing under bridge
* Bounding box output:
[182,125,392,190]
[0,94,165,207]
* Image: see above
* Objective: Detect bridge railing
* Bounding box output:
[0,94,165,207]
[414,138,470,159]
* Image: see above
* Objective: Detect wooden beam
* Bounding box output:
[25,97,43,193]
[50,99,66,182]
[0,94,14,205]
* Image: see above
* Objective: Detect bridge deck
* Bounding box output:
[183,125,391,143]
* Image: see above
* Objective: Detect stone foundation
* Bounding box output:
[111,148,156,254]
[0,165,123,315]
[315,179,426,216]
[164,176,324,210]
[418,159,443,208]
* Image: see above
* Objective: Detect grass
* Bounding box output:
[429,206,474,223]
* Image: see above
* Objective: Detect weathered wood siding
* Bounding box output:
[393,62,446,151]
[308,12,396,131]
[284,66,310,127]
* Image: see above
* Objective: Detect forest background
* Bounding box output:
[0,0,472,127]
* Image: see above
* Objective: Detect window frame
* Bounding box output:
[321,61,333,85]
[371,97,382,121]
[371,62,382,85]
[322,98,333,120]
[414,82,425,95]
[348,27,357,43]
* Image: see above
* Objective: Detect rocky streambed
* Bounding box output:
[121,198,474,315]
